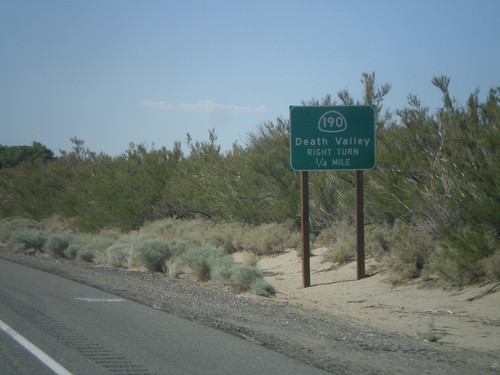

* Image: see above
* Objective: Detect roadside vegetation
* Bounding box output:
[0,217,284,295]
[0,72,498,289]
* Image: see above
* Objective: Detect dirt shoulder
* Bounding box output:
[1,248,499,374]
[255,247,500,352]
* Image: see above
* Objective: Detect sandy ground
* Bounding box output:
[248,248,499,352]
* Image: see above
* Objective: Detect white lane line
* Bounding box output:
[0,319,73,375]
[74,297,126,302]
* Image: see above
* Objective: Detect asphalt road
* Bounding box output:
[0,258,329,375]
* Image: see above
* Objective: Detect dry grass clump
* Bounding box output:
[233,221,300,255]
[140,219,299,256]
[480,250,500,281]
[318,220,356,265]
[318,219,437,284]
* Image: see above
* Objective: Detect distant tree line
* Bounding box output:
[0,142,54,169]
[1,72,498,282]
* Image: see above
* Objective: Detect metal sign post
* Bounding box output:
[356,170,366,280]
[300,171,311,288]
[290,106,375,285]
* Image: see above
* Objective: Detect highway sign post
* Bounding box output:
[290,106,375,287]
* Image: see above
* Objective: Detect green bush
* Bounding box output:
[131,237,182,272]
[9,230,47,252]
[480,250,500,281]
[0,218,40,243]
[203,231,235,253]
[63,231,120,262]
[417,321,444,343]
[91,230,121,250]
[78,249,95,262]
[44,231,75,258]
[429,225,497,285]
[66,243,96,263]
[182,245,227,281]
[181,244,266,292]
[365,223,391,260]
[226,264,262,292]
[382,220,435,283]
[250,278,276,296]
[318,220,436,283]
[98,243,133,268]
[63,236,85,259]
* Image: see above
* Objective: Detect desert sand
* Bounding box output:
[252,247,499,352]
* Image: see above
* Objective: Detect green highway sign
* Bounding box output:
[290,105,376,171]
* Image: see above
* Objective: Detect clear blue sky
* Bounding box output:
[1,0,498,156]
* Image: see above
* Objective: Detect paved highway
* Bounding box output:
[0,258,329,375]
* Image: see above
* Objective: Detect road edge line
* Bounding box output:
[0,319,73,375]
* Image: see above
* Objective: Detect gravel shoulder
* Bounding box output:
[1,247,498,374]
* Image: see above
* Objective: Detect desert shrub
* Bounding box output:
[226,264,262,292]
[182,245,227,281]
[181,244,264,291]
[208,251,237,281]
[315,220,355,246]
[250,278,276,296]
[320,220,356,265]
[203,230,235,253]
[324,245,356,265]
[164,258,185,278]
[385,257,421,284]
[44,231,75,258]
[365,223,391,260]
[98,243,133,268]
[318,220,436,282]
[141,218,186,240]
[240,252,260,267]
[63,236,85,259]
[384,220,436,283]
[77,248,95,262]
[429,225,497,285]
[91,229,121,250]
[64,239,95,262]
[383,220,435,283]
[141,218,177,237]
[131,237,168,271]
[138,219,300,256]
[9,230,47,252]
[480,250,500,281]
[314,225,339,246]
[236,222,298,255]
[0,218,40,243]
[182,246,211,281]
[39,216,72,234]
[417,321,444,343]
[140,219,234,253]
[212,222,247,252]
[63,231,120,262]
[131,237,186,272]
